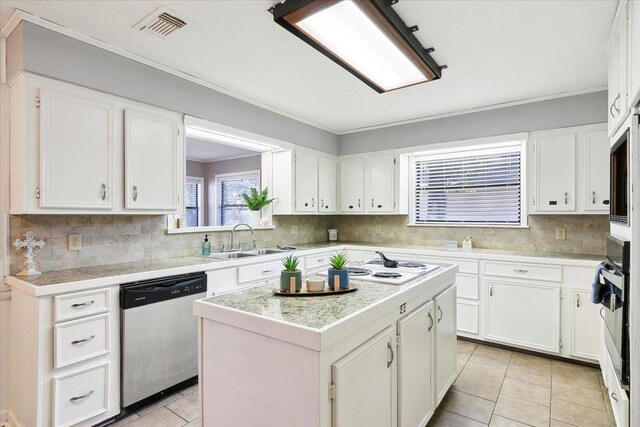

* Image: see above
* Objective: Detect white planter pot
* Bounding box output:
[250,210,261,226]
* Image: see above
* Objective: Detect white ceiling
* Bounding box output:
[0,1,616,134]
[186,137,259,163]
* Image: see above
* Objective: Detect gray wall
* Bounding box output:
[8,22,338,155]
[338,91,608,154]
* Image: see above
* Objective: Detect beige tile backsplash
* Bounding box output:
[8,214,607,274]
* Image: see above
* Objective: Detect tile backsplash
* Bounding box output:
[8,213,608,274]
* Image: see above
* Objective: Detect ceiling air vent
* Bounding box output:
[134,7,188,39]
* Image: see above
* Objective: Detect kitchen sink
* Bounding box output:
[242,248,288,255]
[210,252,257,259]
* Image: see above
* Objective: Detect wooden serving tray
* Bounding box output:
[272,285,358,297]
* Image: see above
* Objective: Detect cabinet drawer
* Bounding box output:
[53,362,109,427]
[54,289,109,322]
[305,252,333,270]
[54,314,110,369]
[456,274,479,300]
[483,261,562,282]
[415,256,478,274]
[237,260,283,284]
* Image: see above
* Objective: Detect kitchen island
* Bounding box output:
[193,263,458,427]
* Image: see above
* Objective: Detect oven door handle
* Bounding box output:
[599,306,605,321]
[601,268,624,288]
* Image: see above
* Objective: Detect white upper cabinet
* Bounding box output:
[340,157,366,212]
[608,1,629,135]
[38,89,114,210]
[318,156,337,212]
[629,0,640,108]
[529,123,609,215]
[294,151,319,213]
[124,109,180,211]
[367,155,396,213]
[9,74,184,215]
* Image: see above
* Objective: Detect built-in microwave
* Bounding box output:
[610,129,629,225]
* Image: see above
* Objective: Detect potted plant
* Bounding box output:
[242,187,275,226]
[280,254,302,293]
[328,252,349,290]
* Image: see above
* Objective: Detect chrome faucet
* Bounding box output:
[230,223,256,252]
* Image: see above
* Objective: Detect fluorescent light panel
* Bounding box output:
[185,127,281,152]
[294,1,427,91]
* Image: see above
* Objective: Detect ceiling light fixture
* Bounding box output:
[270,0,445,93]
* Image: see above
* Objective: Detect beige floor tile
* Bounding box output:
[509,352,553,373]
[552,381,606,411]
[180,384,198,396]
[469,352,511,369]
[461,361,508,384]
[552,371,601,391]
[109,413,140,426]
[551,398,611,427]
[166,391,199,422]
[500,377,551,407]
[441,390,495,424]
[494,394,550,427]
[552,360,599,377]
[550,420,574,427]
[136,393,183,417]
[457,339,478,355]
[453,371,503,401]
[126,407,187,427]
[427,409,488,426]
[506,364,552,388]
[184,419,199,427]
[489,414,530,427]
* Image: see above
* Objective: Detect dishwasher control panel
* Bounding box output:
[120,272,207,309]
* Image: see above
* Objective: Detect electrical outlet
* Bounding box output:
[376,225,382,233]
[290,226,298,235]
[68,234,82,251]
[555,228,566,240]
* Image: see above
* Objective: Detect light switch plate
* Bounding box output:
[555,228,566,240]
[68,234,82,251]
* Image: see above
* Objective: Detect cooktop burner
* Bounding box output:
[372,272,403,278]
[367,260,384,265]
[348,267,371,276]
[399,262,427,268]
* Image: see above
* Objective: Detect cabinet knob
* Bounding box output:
[603,200,610,205]
[377,205,382,209]
[304,202,308,207]
[349,205,353,209]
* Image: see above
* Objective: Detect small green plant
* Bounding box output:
[282,254,300,272]
[241,187,275,211]
[329,252,348,270]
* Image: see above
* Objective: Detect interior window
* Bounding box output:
[185,176,204,227]
[216,172,261,226]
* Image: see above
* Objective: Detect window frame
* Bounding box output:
[408,140,528,228]
[185,176,204,227]
[214,170,261,227]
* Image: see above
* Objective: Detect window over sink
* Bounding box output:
[409,140,527,227]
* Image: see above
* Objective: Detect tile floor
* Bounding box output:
[428,340,616,427]
[108,340,615,427]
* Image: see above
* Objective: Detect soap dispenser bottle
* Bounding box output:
[202,234,211,256]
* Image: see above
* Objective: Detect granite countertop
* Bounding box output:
[201,274,429,330]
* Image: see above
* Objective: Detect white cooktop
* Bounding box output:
[320,259,440,285]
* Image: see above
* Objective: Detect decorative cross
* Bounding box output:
[13,231,46,276]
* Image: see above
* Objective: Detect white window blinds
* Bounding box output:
[413,145,522,225]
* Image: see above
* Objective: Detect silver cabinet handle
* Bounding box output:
[133,185,138,201]
[576,294,581,308]
[71,300,95,308]
[317,258,324,262]
[490,284,494,297]
[387,342,394,368]
[72,335,96,345]
[371,198,375,207]
[357,198,361,208]
[261,270,273,274]
[610,102,616,118]
[611,391,618,402]
[600,307,605,320]
[513,269,528,274]
[592,191,596,204]
[320,199,324,208]
[101,183,107,201]
[437,305,443,322]
[311,198,315,207]
[70,390,94,402]
[564,192,568,205]
[427,312,434,331]
[613,93,621,114]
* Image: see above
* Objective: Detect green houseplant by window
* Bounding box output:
[241,187,275,226]
[328,252,349,290]
[280,254,302,293]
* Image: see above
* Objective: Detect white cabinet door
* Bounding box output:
[124,109,180,210]
[367,155,395,213]
[340,158,365,212]
[434,284,456,406]
[532,133,575,212]
[332,326,396,427]
[318,156,337,213]
[608,3,628,136]
[294,151,318,213]
[397,302,434,427]
[486,280,560,353]
[584,130,610,212]
[630,0,640,107]
[39,89,114,209]
[569,289,601,361]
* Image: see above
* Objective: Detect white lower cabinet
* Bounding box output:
[397,301,434,427]
[332,326,397,427]
[434,285,457,405]
[569,289,601,360]
[486,280,560,353]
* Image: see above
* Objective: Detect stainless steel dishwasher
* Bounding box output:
[120,272,207,412]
